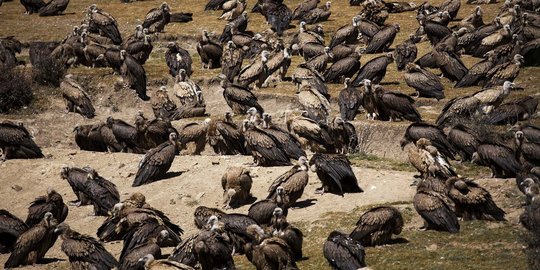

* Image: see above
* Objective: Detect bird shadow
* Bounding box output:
[161,171,185,180]
[38,258,65,264]
[291,199,317,209]
[380,81,400,85]
[386,237,409,245]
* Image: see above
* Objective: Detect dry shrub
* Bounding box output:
[32,55,66,87]
[0,66,33,113]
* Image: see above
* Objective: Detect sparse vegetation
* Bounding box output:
[0,67,33,113]
[32,56,66,87]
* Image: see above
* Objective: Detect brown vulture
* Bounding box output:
[267,157,309,207]
[60,74,95,119]
[365,24,400,54]
[515,131,540,165]
[106,116,145,154]
[415,138,457,179]
[0,210,28,254]
[120,50,149,101]
[177,120,208,155]
[484,54,523,88]
[433,44,468,82]
[287,113,335,152]
[207,112,247,155]
[414,177,459,233]
[447,124,481,161]
[173,70,201,105]
[511,123,540,144]
[197,30,222,69]
[471,143,521,178]
[0,121,43,161]
[395,34,418,71]
[73,124,108,152]
[133,133,179,187]
[165,42,193,77]
[221,41,245,81]
[474,81,518,114]
[135,111,178,150]
[421,19,452,46]
[323,231,367,270]
[266,47,291,82]
[194,229,235,270]
[352,53,394,85]
[270,208,303,260]
[205,213,258,255]
[297,80,330,123]
[485,96,536,125]
[338,78,363,121]
[329,16,361,48]
[4,213,58,268]
[242,120,291,166]
[259,0,292,36]
[38,0,69,16]
[221,79,264,115]
[79,168,119,216]
[221,167,253,209]
[139,254,195,270]
[309,153,363,195]
[435,96,481,127]
[446,177,506,221]
[169,233,199,267]
[142,3,171,33]
[330,117,358,154]
[249,187,289,225]
[372,84,422,122]
[120,230,169,270]
[300,46,333,73]
[55,223,117,269]
[237,50,270,89]
[85,5,122,45]
[455,52,496,88]
[123,34,153,65]
[400,122,457,160]
[219,12,248,43]
[361,79,389,121]
[262,113,306,160]
[349,206,404,246]
[324,52,361,83]
[245,224,299,270]
[292,0,319,20]
[404,63,445,100]
[60,166,92,206]
[21,0,46,14]
[193,206,225,229]
[152,87,178,120]
[301,1,331,24]
[26,188,68,227]
[473,24,512,57]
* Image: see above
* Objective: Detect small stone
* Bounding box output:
[127,172,134,177]
[11,185,22,192]
[170,199,176,205]
[118,163,125,169]
[196,192,205,200]
[426,244,438,251]
[211,161,220,165]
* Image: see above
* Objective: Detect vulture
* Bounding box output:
[329,16,361,48]
[55,223,118,270]
[511,123,540,144]
[120,231,169,270]
[205,0,228,10]
[193,229,235,270]
[221,41,244,81]
[454,52,496,88]
[249,187,289,225]
[139,254,195,270]
[266,47,291,82]
[0,121,44,161]
[60,166,92,206]
[242,120,291,166]
[352,53,394,85]
[133,133,179,187]
[414,177,460,233]
[365,24,400,54]
[60,74,95,119]
[385,1,417,12]
[473,24,512,57]
[309,153,363,195]
[221,167,253,209]
[297,80,330,123]
[287,113,335,152]
[85,5,122,45]
[135,111,178,149]
[207,112,247,155]
[26,188,68,227]
[245,224,299,270]
[301,1,331,24]
[515,131,540,165]
[485,96,536,125]
[433,44,468,82]
[267,156,309,207]
[80,168,120,216]
[168,233,199,267]
[165,42,193,77]
[123,34,153,65]
[324,52,361,83]
[197,30,222,69]
[484,54,524,88]
[414,138,457,179]
[120,50,149,101]
[219,12,248,43]
[106,117,144,154]
[237,50,270,89]
[73,124,109,153]
[152,87,178,120]
[446,177,506,221]
[421,19,452,46]
[260,0,292,36]
[349,206,404,246]
[300,46,333,73]
[4,213,58,269]
[270,208,304,260]
[173,70,200,105]
[21,0,46,14]
[338,78,363,121]
[262,113,306,161]
[221,79,264,115]
[404,63,445,100]
[472,143,521,178]
[143,3,171,33]
[447,124,481,161]
[323,231,367,270]
[0,210,28,254]
[400,122,457,160]
[178,120,209,155]
[38,0,69,16]
[331,117,358,154]
[292,0,319,20]
[372,85,422,122]
[395,34,418,71]
[472,81,517,114]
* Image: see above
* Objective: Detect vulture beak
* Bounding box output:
[310,164,317,172]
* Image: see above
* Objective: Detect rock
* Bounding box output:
[426,244,438,251]
[11,185,22,192]
[118,163,125,169]
[211,161,220,165]
[195,192,205,200]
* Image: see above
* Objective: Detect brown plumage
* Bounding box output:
[366,24,400,54]
[292,0,319,20]
[249,187,289,225]
[471,143,521,178]
[323,231,367,270]
[484,54,523,88]
[446,177,506,221]
[0,210,28,254]
[324,52,361,83]
[152,87,178,120]
[287,113,335,153]
[221,41,245,81]
[246,224,299,270]
[4,213,58,268]
[143,3,171,33]
[81,167,120,216]
[133,133,179,187]
[178,120,209,155]
[221,79,264,115]
[106,116,145,154]
[301,1,331,24]
[404,63,444,100]
[169,233,199,267]
[207,113,246,155]
[0,121,43,161]
[515,131,540,165]
[309,153,363,195]
[372,84,422,122]
[447,124,481,161]
[197,30,222,69]
[193,206,225,229]
[349,206,404,246]
[433,44,468,82]
[413,177,459,233]
[119,50,149,101]
[267,157,309,207]
[329,16,361,48]
[139,254,195,270]
[55,223,117,270]
[85,5,122,45]
[338,78,363,121]
[261,113,306,161]
[194,229,235,270]
[270,208,303,260]
[237,50,270,89]
[297,81,331,123]
[135,111,178,150]
[26,188,68,227]
[38,0,69,16]
[119,230,169,270]
[60,74,95,118]
[222,167,253,209]
[60,166,91,206]
[243,120,291,166]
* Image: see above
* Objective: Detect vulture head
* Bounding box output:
[393,23,401,32]
[168,132,178,144]
[143,35,151,45]
[242,119,250,132]
[299,21,307,32]
[298,156,308,168]
[325,1,331,9]
[246,224,266,242]
[471,152,480,164]
[161,2,170,11]
[502,81,517,94]
[223,189,236,209]
[415,138,431,149]
[85,167,98,180]
[522,178,536,189]
[226,40,236,49]
[386,52,394,61]
[43,212,55,227]
[273,207,284,217]
[60,166,70,179]
[157,230,170,244]
[344,78,352,88]
[119,50,127,60]
[135,24,142,31]
[138,254,156,267]
[515,130,525,145]
[224,112,233,122]
[178,69,188,81]
[362,79,372,94]
[96,54,105,62]
[352,15,362,27]
[513,54,524,65]
[54,222,71,235]
[261,50,270,63]
[129,192,147,207]
[166,41,176,50]
[247,107,259,117]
